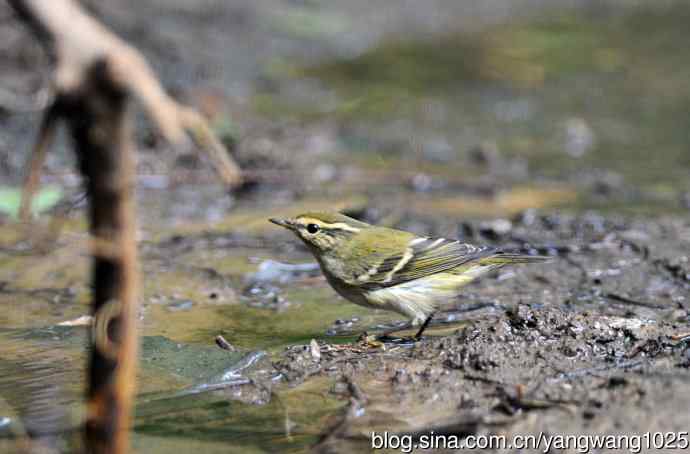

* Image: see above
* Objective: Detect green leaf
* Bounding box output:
[0,186,63,219]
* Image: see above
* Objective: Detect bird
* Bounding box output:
[269,211,550,339]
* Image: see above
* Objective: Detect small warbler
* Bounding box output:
[270,212,549,338]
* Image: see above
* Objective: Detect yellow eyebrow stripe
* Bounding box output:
[296,217,362,233]
[319,222,361,233]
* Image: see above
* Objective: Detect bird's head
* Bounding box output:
[269,211,369,253]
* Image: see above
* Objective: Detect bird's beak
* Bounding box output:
[269,217,294,229]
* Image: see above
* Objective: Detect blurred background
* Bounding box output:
[2,0,690,222]
[1,0,689,452]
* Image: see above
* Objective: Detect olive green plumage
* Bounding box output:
[270,211,549,327]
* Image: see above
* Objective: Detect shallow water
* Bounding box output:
[0,207,392,452]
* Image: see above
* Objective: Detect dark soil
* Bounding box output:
[268,213,690,452]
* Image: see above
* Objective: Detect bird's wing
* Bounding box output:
[355,237,497,290]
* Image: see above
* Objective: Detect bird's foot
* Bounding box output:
[376,334,420,346]
[357,332,419,348]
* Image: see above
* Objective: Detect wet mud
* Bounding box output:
[269,213,690,452]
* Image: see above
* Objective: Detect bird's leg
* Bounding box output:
[414,313,434,340]
[371,314,434,345]
[372,321,412,345]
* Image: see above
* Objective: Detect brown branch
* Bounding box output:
[13,0,242,215]
[19,101,59,222]
[6,0,242,453]
[73,69,139,454]
[10,1,245,449]
[178,107,243,186]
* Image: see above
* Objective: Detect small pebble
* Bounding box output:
[167,300,194,312]
[215,335,236,352]
[310,339,321,360]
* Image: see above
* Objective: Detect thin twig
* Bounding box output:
[604,292,666,310]
[19,100,59,222]
[551,358,645,382]
[670,332,690,342]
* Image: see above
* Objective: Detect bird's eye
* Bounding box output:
[306,223,320,234]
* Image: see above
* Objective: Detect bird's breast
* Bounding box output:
[315,257,373,306]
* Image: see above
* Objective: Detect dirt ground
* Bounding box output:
[260,213,690,452]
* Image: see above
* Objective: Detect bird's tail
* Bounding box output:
[478,252,553,265]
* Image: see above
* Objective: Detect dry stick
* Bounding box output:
[179,107,243,186]
[8,4,139,453]
[6,1,242,453]
[670,332,690,341]
[19,101,59,222]
[604,292,666,310]
[13,0,242,222]
[17,102,63,255]
[19,104,86,254]
[67,66,139,454]
[31,60,139,454]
